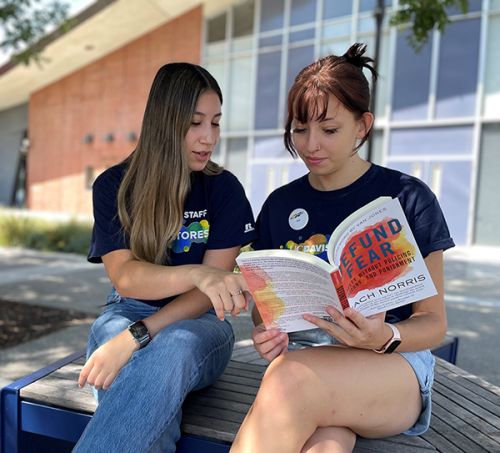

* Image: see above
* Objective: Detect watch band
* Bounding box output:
[373,323,402,354]
[128,320,151,349]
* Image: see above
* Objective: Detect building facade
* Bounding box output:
[203,0,500,247]
[0,0,499,246]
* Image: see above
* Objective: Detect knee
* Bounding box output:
[89,313,130,348]
[256,353,315,409]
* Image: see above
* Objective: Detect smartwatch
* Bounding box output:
[128,320,151,349]
[373,323,401,354]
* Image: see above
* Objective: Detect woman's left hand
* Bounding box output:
[78,329,139,390]
[303,307,392,350]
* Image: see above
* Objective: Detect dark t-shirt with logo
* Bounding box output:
[88,163,258,307]
[253,164,454,323]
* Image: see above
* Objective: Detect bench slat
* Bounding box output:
[225,360,268,373]
[181,413,242,442]
[183,402,246,424]
[429,414,489,453]
[435,358,500,398]
[15,346,500,453]
[420,427,465,453]
[433,388,500,438]
[433,381,500,429]
[217,373,262,389]
[435,362,500,406]
[21,381,96,413]
[184,394,251,415]
[354,436,435,452]
[432,402,500,452]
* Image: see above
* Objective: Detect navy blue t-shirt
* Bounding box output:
[88,164,258,307]
[253,164,455,323]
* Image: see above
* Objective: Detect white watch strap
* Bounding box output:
[373,322,401,354]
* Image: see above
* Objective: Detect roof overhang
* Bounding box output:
[0,0,233,111]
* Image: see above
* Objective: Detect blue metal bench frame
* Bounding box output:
[1,348,232,453]
[1,335,459,453]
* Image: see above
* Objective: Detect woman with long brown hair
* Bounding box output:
[230,44,454,453]
[74,62,257,453]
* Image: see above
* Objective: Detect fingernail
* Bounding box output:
[280,333,287,340]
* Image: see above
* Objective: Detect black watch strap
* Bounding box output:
[128,320,151,349]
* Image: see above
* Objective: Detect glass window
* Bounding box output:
[392,29,432,121]
[250,163,271,213]
[254,136,289,159]
[259,34,283,48]
[228,57,253,131]
[491,0,500,9]
[389,126,474,157]
[205,42,225,58]
[323,0,352,19]
[358,130,383,165]
[205,60,225,96]
[260,0,285,32]
[231,38,253,53]
[286,46,315,102]
[212,139,222,163]
[255,51,282,130]
[359,0,393,12]
[233,0,255,38]
[388,159,471,245]
[373,33,390,120]
[359,0,376,12]
[289,28,315,43]
[322,20,351,39]
[475,124,500,245]
[207,13,226,43]
[321,39,351,57]
[290,0,317,26]
[226,138,248,186]
[483,16,500,117]
[358,16,376,32]
[436,18,480,119]
[446,0,482,15]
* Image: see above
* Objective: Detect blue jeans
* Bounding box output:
[72,288,235,453]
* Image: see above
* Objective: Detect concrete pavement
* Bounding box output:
[1,245,500,388]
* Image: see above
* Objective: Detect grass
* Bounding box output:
[0,214,92,255]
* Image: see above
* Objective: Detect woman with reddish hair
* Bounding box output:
[230,44,454,453]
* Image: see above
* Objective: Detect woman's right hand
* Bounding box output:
[191,266,251,320]
[78,329,139,391]
[251,323,289,363]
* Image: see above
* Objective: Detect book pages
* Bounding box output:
[237,250,342,332]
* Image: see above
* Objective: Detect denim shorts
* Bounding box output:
[288,328,434,436]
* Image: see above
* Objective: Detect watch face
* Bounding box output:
[130,322,148,339]
[385,339,402,354]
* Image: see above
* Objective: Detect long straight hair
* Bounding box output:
[117,63,223,265]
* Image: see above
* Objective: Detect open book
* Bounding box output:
[236,197,437,333]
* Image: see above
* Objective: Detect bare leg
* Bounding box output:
[230,346,422,453]
[300,427,356,453]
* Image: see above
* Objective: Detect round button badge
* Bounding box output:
[288,208,309,230]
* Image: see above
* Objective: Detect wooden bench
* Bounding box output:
[2,337,499,453]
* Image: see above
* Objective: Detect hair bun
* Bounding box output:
[343,43,370,68]
[342,43,377,82]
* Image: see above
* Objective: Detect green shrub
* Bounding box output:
[0,214,92,255]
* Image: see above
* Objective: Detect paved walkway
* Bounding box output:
[1,245,499,389]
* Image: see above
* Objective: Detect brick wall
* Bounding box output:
[27,6,202,214]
